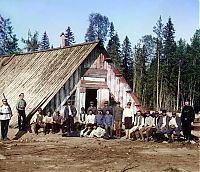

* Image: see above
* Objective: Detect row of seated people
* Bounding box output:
[79,109,182,143]
[31,108,62,135]
[127,110,182,143]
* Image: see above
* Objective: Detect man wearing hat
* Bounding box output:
[16,93,27,131]
[0,99,12,140]
[181,99,195,143]
[113,101,124,138]
[62,100,77,134]
[167,112,182,142]
[102,101,113,115]
[156,109,170,142]
[87,101,97,115]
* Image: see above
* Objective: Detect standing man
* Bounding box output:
[102,101,113,115]
[0,98,12,140]
[113,101,124,138]
[87,101,97,115]
[63,100,77,134]
[16,93,27,131]
[181,99,195,143]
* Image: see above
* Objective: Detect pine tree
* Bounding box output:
[40,31,50,50]
[65,26,75,46]
[107,22,121,68]
[85,13,110,44]
[22,30,40,52]
[121,36,133,86]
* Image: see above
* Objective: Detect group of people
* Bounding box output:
[0,93,196,144]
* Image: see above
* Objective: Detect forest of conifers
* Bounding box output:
[0,13,199,113]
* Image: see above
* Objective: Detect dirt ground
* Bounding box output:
[0,129,199,172]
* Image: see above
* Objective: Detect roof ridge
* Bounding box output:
[0,40,100,58]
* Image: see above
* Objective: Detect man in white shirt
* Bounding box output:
[167,112,182,142]
[139,111,154,141]
[129,110,144,140]
[0,99,12,140]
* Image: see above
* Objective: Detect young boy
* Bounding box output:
[104,110,114,138]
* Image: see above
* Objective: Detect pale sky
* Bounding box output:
[0,0,199,48]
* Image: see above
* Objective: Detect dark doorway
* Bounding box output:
[85,89,97,113]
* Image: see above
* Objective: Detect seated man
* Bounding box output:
[89,108,105,138]
[130,110,145,140]
[139,111,154,141]
[80,110,95,137]
[52,111,62,133]
[156,110,170,142]
[43,110,53,135]
[167,112,182,142]
[31,108,44,135]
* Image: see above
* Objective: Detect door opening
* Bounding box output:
[85,89,97,113]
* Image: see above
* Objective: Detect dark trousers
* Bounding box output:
[18,110,26,131]
[52,123,61,133]
[182,123,192,141]
[44,123,52,134]
[67,116,74,132]
[1,120,9,140]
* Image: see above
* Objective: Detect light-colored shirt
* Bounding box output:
[162,116,167,126]
[144,116,154,127]
[169,117,178,128]
[122,107,134,123]
[43,116,53,123]
[0,105,12,120]
[86,114,95,124]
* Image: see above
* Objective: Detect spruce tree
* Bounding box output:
[65,26,75,46]
[0,15,20,55]
[40,31,50,50]
[121,36,133,86]
[107,22,121,68]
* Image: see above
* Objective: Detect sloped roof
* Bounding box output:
[0,41,100,126]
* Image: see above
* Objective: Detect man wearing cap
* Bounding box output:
[87,101,97,115]
[156,110,170,142]
[167,112,182,142]
[16,93,27,131]
[181,99,195,143]
[113,101,124,138]
[139,111,154,141]
[62,100,77,134]
[0,99,12,140]
[102,101,113,115]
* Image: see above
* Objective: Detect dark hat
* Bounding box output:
[162,109,167,113]
[145,110,150,114]
[172,112,176,116]
[104,101,108,104]
[97,108,103,112]
[2,98,7,102]
[127,102,131,105]
[67,99,71,103]
[19,93,24,96]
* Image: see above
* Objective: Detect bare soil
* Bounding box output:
[0,129,199,172]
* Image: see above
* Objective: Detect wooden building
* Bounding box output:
[0,41,143,126]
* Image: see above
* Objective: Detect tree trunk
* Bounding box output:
[176,61,181,111]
